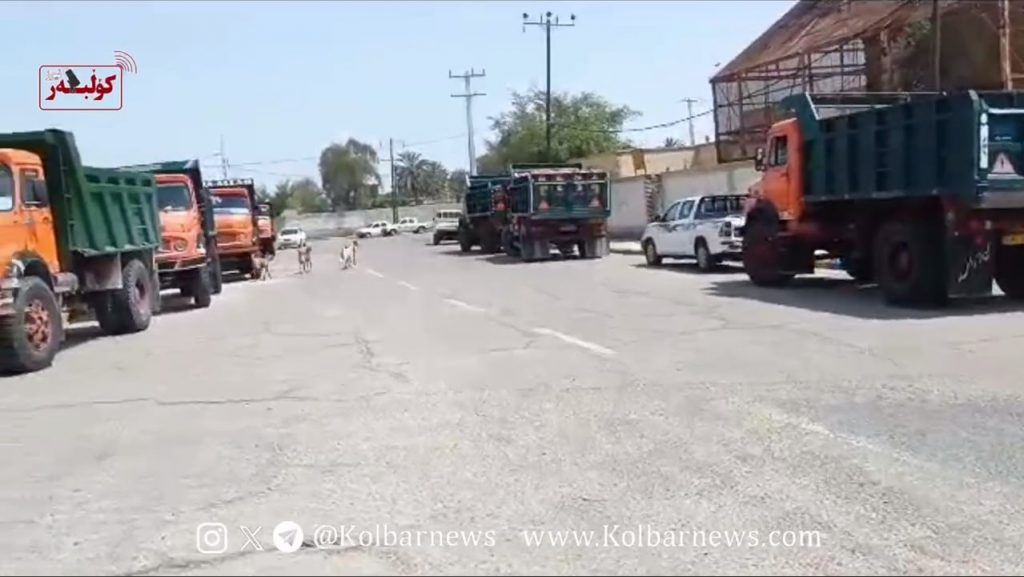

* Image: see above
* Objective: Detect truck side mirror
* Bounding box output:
[754,147,767,172]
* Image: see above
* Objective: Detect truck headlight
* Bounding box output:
[718,222,733,238]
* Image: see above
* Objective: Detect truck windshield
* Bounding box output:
[212,195,251,215]
[698,195,746,218]
[157,184,193,211]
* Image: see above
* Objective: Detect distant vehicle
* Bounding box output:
[457,175,512,254]
[206,178,261,279]
[356,220,397,238]
[396,217,429,234]
[432,210,463,245]
[277,226,307,249]
[642,194,747,271]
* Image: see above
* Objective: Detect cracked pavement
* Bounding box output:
[2,234,1024,575]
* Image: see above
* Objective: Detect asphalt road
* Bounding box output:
[3,233,1024,575]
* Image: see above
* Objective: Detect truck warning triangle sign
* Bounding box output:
[990,152,1020,178]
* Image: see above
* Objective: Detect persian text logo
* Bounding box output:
[39,50,138,111]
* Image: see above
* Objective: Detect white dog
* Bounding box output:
[339,238,358,269]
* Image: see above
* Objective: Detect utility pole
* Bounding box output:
[680,98,699,146]
[932,0,942,91]
[449,69,487,176]
[217,135,229,178]
[389,138,398,224]
[523,11,576,162]
[999,0,1012,90]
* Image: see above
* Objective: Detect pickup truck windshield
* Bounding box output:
[157,184,193,211]
[280,228,299,235]
[698,195,746,218]
[212,195,251,215]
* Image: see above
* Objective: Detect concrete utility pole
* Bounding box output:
[449,69,487,176]
[217,135,229,179]
[999,0,1013,90]
[680,98,699,146]
[389,138,398,224]
[523,11,576,162]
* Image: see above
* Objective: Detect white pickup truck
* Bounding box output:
[641,194,747,271]
[356,220,398,238]
[396,217,430,234]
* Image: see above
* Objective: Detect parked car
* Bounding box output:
[432,210,463,245]
[397,217,430,234]
[277,226,307,249]
[356,220,398,238]
[641,194,747,271]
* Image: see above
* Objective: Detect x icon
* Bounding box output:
[240,526,264,552]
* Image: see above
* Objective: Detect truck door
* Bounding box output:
[762,133,794,219]
[19,168,59,273]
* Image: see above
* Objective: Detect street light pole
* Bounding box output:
[523,11,575,162]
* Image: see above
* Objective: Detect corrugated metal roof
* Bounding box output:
[712,0,958,81]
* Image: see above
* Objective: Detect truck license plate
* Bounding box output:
[560,225,578,232]
[1002,233,1024,246]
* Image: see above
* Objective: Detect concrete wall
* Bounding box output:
[607,175,648,240]
[280,203,461,238]
[660,161,760,209]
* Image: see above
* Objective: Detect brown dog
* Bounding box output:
[252,254,272,280]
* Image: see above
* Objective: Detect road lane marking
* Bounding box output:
[443,298,487,313]
[532,327,616,356]
[365,269,385,278]
[398,281,419,291]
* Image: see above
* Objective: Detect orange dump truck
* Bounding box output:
[205,178,261,278]
[116,160,224,306]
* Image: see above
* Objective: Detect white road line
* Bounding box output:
[397,281,419,291]
[365,269,385,278]
[443,298,487,313]
[532,327,617,356]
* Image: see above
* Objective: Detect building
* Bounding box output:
[711,0,1024,164]
[571,143,719,179]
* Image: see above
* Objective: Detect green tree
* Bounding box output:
[395,151,425,204]
[447,169,469,200]
[319,138,381,210]
[417,160,449,202]
[287,178,330,213]
[476,89,637,172]
[258,181,291,218]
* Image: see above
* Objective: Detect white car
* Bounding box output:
[432,210,463,245]
[641,194,747,271]
[396,217,430,234]
[356,220,398,238]
[277,226,307,249]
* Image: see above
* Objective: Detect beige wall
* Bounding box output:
[573,142,720,179]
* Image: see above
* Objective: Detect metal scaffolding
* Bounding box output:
[711,0,1022,164]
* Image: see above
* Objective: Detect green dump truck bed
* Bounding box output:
[465,175,511,217]
[785,90,1024,208]
[0,129,160,268]
[506,164,611,219]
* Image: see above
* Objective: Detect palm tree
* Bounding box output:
[396,151,426,205]
[663,137,682,148]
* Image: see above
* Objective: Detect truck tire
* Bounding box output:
[995,244,1024,299]
[191,266,213,308]
[481,229,501,254]
[578,237,608,259]
[643,239,663,266]
[0,277,62,374]
[502,229,519,257]
[458,227,473,253]
[238,255,254,279]
[433,232,441,246]
[874,220,947,306]
[695,239,715,272]
[742,218,794,286]
[209,254,224,295]
[108,258,154,334]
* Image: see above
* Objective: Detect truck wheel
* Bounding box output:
[695,239,715,272]
[238,256,254,279]
[458,227,473,253]
[433,233,441,246]
[995,245,1024,299]
[874,221,947,306]
[643,239,663,266]
[108,258,154,334]
[191,266,213,308]
[416,226,425,234]
[578,238,608,259]
[209,255,224,295]
[501,229,519,257]
[0,277,62,374]
[742,218,794,286]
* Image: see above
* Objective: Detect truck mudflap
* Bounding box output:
[947,231,995,298]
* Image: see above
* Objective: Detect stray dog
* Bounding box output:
[339,239,359,269]
[252,253,272,280]
[297,244,313,274]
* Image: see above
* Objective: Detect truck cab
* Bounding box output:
[0,149,60,283]
[155,174,204,266]
[206,179,260,277]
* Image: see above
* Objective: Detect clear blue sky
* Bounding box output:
[3,0,793,190]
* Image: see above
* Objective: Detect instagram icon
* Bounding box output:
[196,523,229,554]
